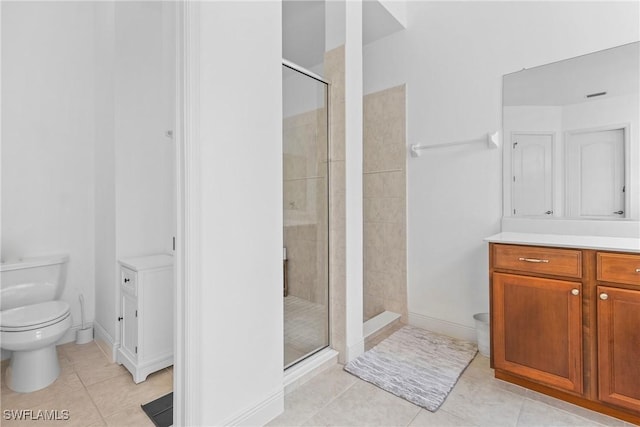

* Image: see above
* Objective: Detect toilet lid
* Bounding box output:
[0,301,70,331]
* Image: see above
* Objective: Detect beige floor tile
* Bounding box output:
[269,364,357,426]
[1,362,84,410]
[440,373,525,427]
[60,342,107,365]
[94,339,115,364]
[86,369,172,418]
[460,356,529,398]
[73,358,129,387]
[517,398,613,427]
[103,403,156,427]
[409,408,478,427]
[303,380,421,427]
[524,389,627,427]
[0,388,103,427]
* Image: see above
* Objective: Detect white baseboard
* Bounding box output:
[59,322,94,345]
[221,388,284,427]
[94,321,118,362]
[408,312,477,343]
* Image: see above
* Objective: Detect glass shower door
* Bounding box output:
[282,63,329,368]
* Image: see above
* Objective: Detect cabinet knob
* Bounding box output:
[571,289,580,296]
[613,211,624,215]
[124,278,130,283]
[118,316,123,321]
[599,293,609,300]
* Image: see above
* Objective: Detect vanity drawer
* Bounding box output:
[597,253,640,286]
[493,244,582,278]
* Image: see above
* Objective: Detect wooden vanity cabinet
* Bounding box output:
[489,243,640,424]
[491,245,584,394]
[492,272,583,394]
[596,253,640,413]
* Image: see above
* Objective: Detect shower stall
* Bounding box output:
[282,62,330,368]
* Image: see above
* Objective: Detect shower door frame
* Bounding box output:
[282,59,332,369]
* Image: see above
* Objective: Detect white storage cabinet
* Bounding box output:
[117,254,173,383]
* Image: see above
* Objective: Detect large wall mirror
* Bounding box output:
[503,42,639,221]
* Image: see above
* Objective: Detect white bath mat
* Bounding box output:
[344,325,477,411]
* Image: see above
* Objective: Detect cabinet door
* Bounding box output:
[121,293,138,359]
[493,273,583,393]
[597,286,640,411]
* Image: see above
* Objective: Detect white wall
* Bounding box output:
[114,2,174,260]
[93,1,175,352]
[195,2,283,424]
[363,29,406,95]
[1,1,174,361]
[2,2,97,342]
[93,1,118,352]
[344,0,364,362]
[363,1,639,339]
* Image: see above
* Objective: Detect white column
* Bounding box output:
[344,0,364,362]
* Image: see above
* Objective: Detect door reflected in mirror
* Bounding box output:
[503,42,638,220]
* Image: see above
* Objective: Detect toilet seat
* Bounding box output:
[0,301,70,332]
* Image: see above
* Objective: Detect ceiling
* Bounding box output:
[283,0,405,69]
[504,42,639,106]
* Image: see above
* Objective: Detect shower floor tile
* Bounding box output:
[284,295,329,367]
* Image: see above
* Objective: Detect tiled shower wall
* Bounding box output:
[325,45,347,362]
[363,85,407,322]
[283,50,406,361]
[283,108,328,305]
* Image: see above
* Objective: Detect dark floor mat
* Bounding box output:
[141,392,173,427]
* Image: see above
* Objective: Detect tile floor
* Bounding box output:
[269,356,636,427]
[0,342,172,426]
[2,340,636,426]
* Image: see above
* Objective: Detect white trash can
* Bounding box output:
[473,313,490,357]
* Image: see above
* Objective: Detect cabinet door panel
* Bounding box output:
[493,273,583,393]
[597,286,640,411]
[121,293,138,359]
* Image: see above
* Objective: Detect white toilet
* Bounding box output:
[0,255,72,393]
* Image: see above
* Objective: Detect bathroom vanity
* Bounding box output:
[486,232,640,424]
[117,254,173,383]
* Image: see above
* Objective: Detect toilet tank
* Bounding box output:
[0,255,69,311]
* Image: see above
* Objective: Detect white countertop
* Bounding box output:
[485,232,640,253]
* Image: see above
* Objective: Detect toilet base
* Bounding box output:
[6,345,61,393]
